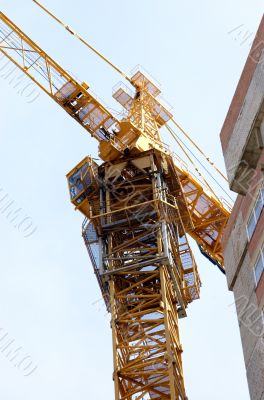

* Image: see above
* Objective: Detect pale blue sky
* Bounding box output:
[0,1,263,399]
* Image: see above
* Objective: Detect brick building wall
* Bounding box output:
[220,14,264,400]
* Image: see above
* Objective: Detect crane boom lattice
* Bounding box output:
[0,9,232,400]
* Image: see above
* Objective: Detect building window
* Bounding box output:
[247,185,264,240]
[254,247,264,285]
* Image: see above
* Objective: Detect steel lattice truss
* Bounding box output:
[0,10,232,400]
[81,151,200,399]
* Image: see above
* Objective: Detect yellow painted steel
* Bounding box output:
[33,0,227,184]
[81,151,200,399]
[0,10,231,400]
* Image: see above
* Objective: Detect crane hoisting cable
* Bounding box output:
[32,0,131,84]
[33,0,229,186]
[0,9,232,399]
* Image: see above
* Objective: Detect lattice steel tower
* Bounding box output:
[0,6,231,399]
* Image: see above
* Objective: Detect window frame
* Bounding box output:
[247,184,264,240]
[254,246,264,286]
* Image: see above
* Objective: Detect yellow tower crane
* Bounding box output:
[0,5,232,399]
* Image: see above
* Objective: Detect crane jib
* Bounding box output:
[0,9,232,400]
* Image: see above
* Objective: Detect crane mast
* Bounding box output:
[0,9,231,400]
[78,149,199,399]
